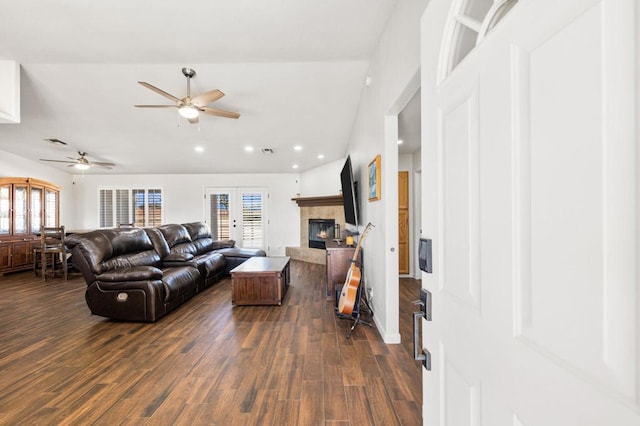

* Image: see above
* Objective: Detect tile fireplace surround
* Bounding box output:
[286,195,346,264]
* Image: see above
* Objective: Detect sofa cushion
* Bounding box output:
[165,253,194,262]
[192,252,226,278]
[157,224,192,247]
[212,239,236,250]
[215,247,266,258]
[183,222,212,240]
[65,228,160,275]
[161,266,201,302]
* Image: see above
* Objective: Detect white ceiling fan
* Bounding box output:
[40,151,115,170]
[134,68,240,123]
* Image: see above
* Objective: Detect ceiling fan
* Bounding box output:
[134,68,240,123]
[40,151,116,170]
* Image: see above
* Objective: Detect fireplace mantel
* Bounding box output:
[291,195,343,207]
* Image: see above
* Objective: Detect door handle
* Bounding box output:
[412,288,432,370]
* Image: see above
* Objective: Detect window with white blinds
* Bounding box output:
[99,188,163,228]
[148,189,162,227]
[115,189,129,226]
[241,192,263,248]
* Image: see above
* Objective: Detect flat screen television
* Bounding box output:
[340,156,359,231]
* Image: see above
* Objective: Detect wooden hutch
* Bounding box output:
[0,177,60,274]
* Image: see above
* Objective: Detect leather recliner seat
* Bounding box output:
[66,222,266,322]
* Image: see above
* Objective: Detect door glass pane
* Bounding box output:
[44,190,57,227]
[0,185,10,235]
[241,192,263,249]
[209,193,230,240]
[148,189,162,226]
[14,185,27,233]
[31,187,42,234]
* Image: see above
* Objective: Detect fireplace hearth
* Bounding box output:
[308,219,335,249]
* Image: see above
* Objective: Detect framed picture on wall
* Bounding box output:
[368,154,381,201]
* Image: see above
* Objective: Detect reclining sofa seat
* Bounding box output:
[146,223,227,289]
[67,227,201,322]
[181,222,267,274]
[66,222,267,322]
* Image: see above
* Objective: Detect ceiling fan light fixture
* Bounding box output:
[179,105,199,119]
[74,163,90,170]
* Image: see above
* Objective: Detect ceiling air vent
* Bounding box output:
[261,148,275,154]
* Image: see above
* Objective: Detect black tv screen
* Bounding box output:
[340,156,359,229]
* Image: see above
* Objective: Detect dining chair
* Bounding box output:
[35,226,68,281]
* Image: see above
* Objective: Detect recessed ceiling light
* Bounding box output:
[397,139,404,145]
[292,164,299,169]
[194,146,204,153]
[317,154,324,159]
[245,146,254,152]
[294,145,303,151]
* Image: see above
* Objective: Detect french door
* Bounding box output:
[204,187,267,251]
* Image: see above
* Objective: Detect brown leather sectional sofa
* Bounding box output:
[66,222,266,322]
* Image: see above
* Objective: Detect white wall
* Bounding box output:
[346,0,430,343]
[298,157,345,197]
[71,172,300,256]
[0,148,75,226]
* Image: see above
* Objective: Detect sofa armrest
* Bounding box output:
[96,266,163,282]
[86,279,166,322]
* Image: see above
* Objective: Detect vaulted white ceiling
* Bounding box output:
[0,0,399,174]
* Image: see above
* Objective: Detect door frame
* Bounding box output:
[381,67,421,344]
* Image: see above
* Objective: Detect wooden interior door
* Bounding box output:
[398,171,409,274]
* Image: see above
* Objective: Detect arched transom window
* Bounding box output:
[439,0,519,79]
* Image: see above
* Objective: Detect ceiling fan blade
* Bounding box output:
[40,159,77,164]
[134,104,178,108]
[200,106,240,119]
[187,116,199,124]
[192,89,224,107]
[91,162,116,167]
[137,82,181,103]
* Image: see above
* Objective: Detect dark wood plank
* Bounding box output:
[0,260,422,424]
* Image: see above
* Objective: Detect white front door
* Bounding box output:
[421,0,638,424]
[204,187,267,251]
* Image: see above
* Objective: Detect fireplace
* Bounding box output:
[308,219,335,249]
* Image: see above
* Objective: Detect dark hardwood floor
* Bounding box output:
[0,261,422,425]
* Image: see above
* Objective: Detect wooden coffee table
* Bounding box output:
[230,256,290,306]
